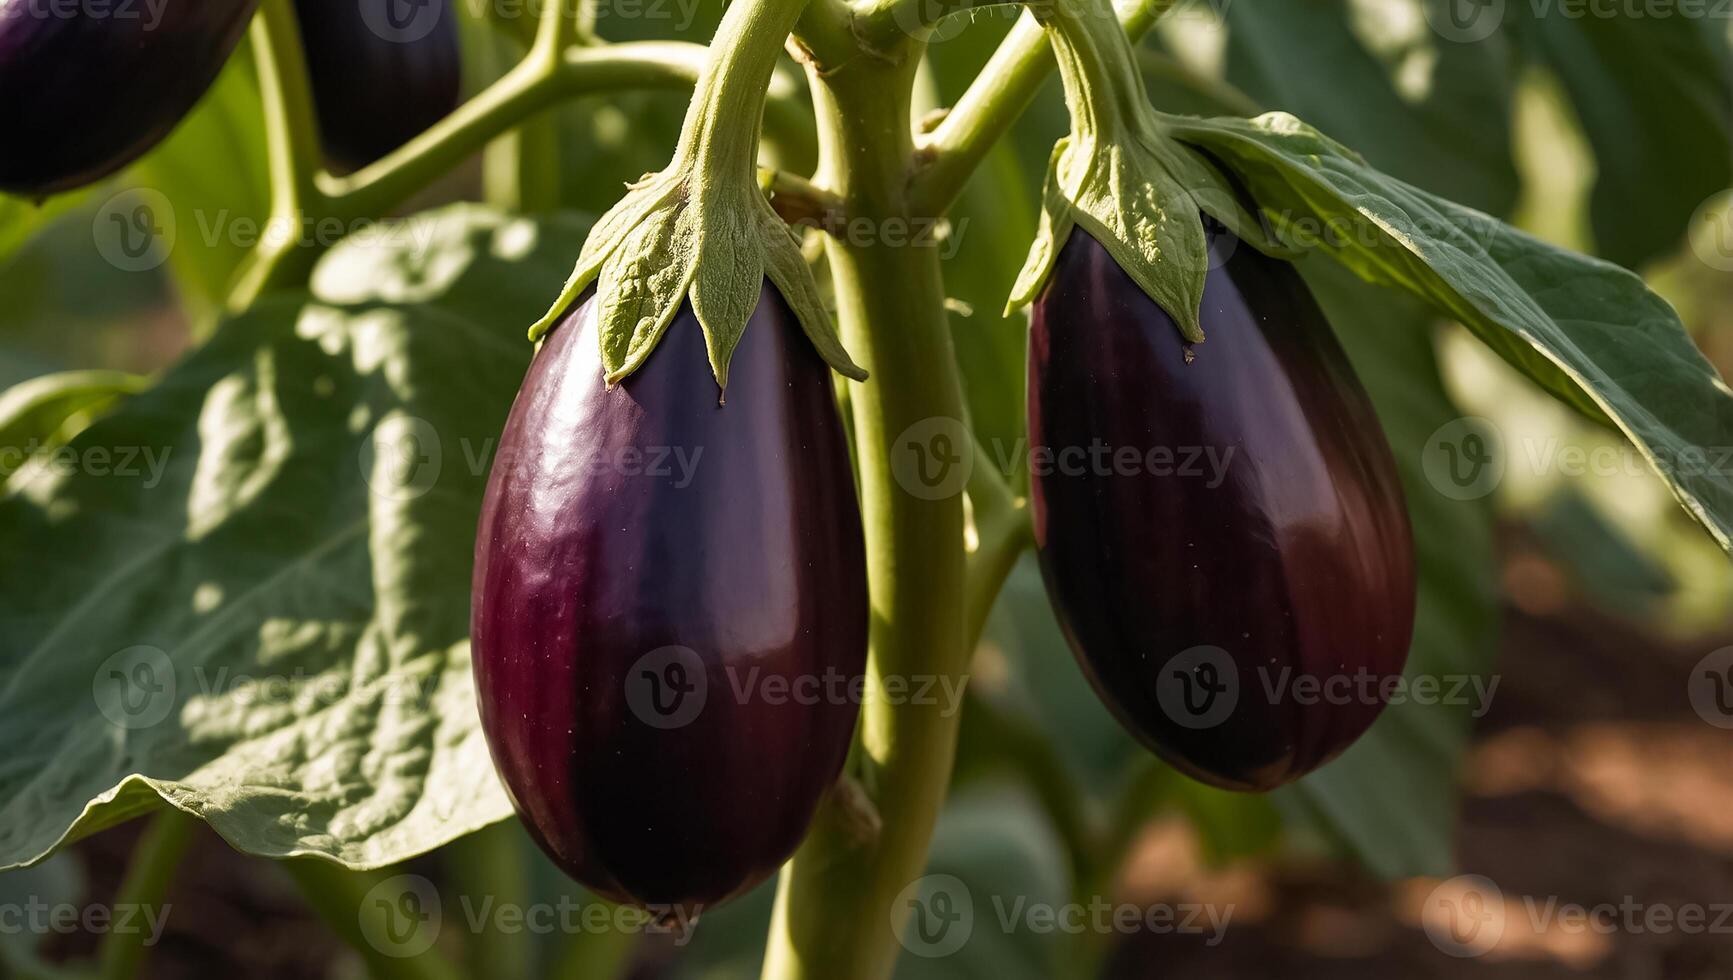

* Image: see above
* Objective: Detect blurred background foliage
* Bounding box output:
[1,0,1730,977]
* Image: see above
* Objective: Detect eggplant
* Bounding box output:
[1028,226,1416,792]
[471,284,868,911]
[0,0,258,195]
[292,0,460,170]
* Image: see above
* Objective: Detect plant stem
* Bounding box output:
[226,0,329,309]
[671,0,812,183]
[95,811,197,980]
[327,42,707,223]
[909,0,1173,215]
[760,49,970,980]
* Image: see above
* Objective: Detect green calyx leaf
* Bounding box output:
[1010,0,1290,340]
[1007,122,1286,342]
[527,166,865,391]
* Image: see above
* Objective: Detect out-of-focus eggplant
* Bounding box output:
[471,284,867,912]
[1028,225,1416,792]
[0,0,259,195]
[292,0,460,170]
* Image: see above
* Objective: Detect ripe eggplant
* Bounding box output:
[0,0,258,195]
[1028,226,1416,792]
[292,0,460,170]
[471,285,867,911]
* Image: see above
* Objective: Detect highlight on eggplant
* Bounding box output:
[471,284,868,912]
[0,0,259,195]
[1027,222,1417,792]
[292,0,461,170]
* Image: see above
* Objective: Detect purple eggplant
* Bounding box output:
[471,285,867,911]
[0,0,258,195]
[292,0,460,170]
[1028,226,1416,792]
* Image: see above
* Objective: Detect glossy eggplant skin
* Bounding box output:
[0,1,258,195]
[1029,228,1416,792]
[471,285,867,911]
[293,0,460,170]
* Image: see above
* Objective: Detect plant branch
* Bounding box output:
[324,42,709,222]
[909,0,1173,215]
[761,45,971,980]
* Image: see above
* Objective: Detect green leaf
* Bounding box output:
[0,205,596,871]
[1217,0,1520,217]
[1166,111,1733,553]
[1276,261,1499,878]
[1508,2,1731,268]
[0,370,148,488]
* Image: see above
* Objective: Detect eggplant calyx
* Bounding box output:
[527,165,865,392]
[1008,0,1292,342]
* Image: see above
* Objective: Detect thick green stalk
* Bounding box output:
[226,0,329,309]
[909,0,1173,214]
[671,0,810,182]
[761,51,969,980]
[1037,0,1161,148]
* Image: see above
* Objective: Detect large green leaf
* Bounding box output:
[1166,111,1733,552]
[1508,2,1732,268]
[0,205,591,871]
[1218,0,1519,217]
